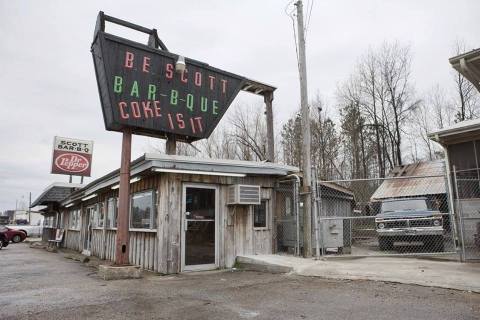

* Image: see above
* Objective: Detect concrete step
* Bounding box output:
[235,255,299,273]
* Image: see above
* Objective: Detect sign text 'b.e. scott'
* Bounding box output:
[92,32,246,142]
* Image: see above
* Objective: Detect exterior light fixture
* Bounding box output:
[65,203,74,208]
[175,55,186,73]
[81,193,97,201]
[111,176,142,190]
[152,168,246,177]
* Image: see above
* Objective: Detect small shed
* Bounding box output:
[370,160,448,213]
[276,181,355,254]
[33,154,298,273]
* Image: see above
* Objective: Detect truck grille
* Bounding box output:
[410,220,433,227]
[385,221,408,228]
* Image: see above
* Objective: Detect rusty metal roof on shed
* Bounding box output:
[31,182,84,207]
[370,160,446,201]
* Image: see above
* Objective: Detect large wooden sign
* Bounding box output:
[92,30,246,142]
[51,136,93,177]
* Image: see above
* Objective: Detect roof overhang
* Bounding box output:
[428,118,480,145]
[31,182,84,207]
[449,48,480,93]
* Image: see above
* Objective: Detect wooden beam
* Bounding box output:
[264,91,275,162]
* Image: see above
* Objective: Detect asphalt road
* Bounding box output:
[1,244,479,320]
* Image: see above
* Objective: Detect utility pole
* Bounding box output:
[295,0,312,257]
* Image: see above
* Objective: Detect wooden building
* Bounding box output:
[33,154,298,273]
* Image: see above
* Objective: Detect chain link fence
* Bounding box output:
[274,179,300,256]
[314,173,457,258]
[453,167,480,261]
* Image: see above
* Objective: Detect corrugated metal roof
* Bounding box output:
[318,181,354,199]
[61,154,300,204]
[370,160,446,200]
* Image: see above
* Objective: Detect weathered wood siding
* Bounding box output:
[64,230,81,251]
[129,231,157,271]
[57,172,276,273]
[91,229,104,257]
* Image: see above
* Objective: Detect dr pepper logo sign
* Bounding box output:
[51,136,94,177]
[91,18,246,142]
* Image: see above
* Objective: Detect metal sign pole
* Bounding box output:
[115,129,131,265]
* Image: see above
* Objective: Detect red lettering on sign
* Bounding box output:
[165,64,174,79]
[131,102,141,118]
[190,118,196,134]
[194,117,203,132]
[176,113,185,129]
[55,153,89,173]
[119,102,129,119]
[221,79,227,94]
[167,113,175,129]
[181,70,188,83]
[209,75,215,90]
[194,72,202,87]
[142,56,150,73]
[142,101,153,118]
[125,51,134,69]
[153,101,162,117]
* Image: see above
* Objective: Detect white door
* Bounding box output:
[181,184,219,271]
[82,208,94,256]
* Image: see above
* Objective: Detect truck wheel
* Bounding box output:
[379,237,393,251]
[12,235,22,243]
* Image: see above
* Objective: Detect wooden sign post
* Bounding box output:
[91,12,276,265]
[115,129,131,265]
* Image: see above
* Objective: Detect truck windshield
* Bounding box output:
[381,199,428,213]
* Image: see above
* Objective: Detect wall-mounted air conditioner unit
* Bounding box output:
[227,184,261,205]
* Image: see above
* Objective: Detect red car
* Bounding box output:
[0,226,27,249]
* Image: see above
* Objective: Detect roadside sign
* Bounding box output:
[92,22,246,142]
[51,136,94,177]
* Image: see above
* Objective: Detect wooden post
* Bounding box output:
[115,129,131,265]
[166,133,177,155]
[264,91,275,162]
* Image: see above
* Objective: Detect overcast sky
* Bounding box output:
[0,0,478,212]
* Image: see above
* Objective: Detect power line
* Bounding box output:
[285,1,300,73]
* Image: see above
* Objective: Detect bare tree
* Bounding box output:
[228,104,268,161]
[453,40,479,122]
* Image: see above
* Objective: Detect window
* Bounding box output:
[254,200,268,229]
[98,202,105,228]
[58,213,63,228]
[87,204,103,228]
[106,197,118,229]
[69,209,80,230]
[285,196,292,216]
[44,215,56,228]
[130,190,156,229]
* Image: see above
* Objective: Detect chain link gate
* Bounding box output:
[313,167,458,258]
[274,178,300,256]
[453,167,480,261]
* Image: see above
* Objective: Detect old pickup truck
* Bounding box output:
[375,197,445,251]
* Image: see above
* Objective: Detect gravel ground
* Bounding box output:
[1,244,479,320]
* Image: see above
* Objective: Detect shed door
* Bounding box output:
[182,185,218,271]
